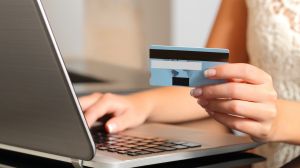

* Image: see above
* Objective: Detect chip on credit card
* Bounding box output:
[149,45,229,87]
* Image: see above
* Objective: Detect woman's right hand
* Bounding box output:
[79,93,152,133]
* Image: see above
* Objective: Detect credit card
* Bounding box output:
[149,45,229,87]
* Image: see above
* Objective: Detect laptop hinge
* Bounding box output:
[71,159,84,168]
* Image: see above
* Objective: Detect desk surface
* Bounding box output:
[1,148,300,168]
[0,148,265,168]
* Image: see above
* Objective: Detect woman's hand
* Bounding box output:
[191,63,279,142]
[79,93,152,133]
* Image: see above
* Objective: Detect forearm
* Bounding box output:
[273,99,300,144]
[206,0,248,63]
[128,87,208,123]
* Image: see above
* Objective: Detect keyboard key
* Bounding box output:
[107,145,119,149]
[134,146,149,150]
[117,151,127,154]
[122,136,134,140]
[161,143,175,147]
[143,139,155,143]
[114,139,126,143]
[127,152,140,156]
[93,132,202,156]
[126,140,139,144]
[97,146,108,150]
[154,146,177,151]
[169,141,186,145]
[132,138,145,142]
[144,148,163,153]
[125,144,139,148]
[136,142,148,146]
[182,142,202,148]
[145,144,158,148]
[114,142,127,147]
[128,149,142,153]
[173,145,189,149]
[108,149,118,152]
[106,141,117,144]
[96,144,105,147]
[137,151,151,155]
[117,147,130,151]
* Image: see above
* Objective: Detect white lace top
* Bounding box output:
[246,0,300,167]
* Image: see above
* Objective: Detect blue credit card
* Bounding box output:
[149,45,229,87]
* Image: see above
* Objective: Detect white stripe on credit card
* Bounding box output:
[151,60,202,70]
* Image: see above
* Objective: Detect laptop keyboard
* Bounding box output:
[93,132,202,157]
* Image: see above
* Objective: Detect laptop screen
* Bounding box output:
[0,0,95,160]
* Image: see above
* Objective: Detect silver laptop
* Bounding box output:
[0,0,260,168]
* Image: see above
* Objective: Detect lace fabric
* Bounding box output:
[245,0,300,167]
[272,0,300,33]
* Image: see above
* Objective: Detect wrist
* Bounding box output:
[126,91,155,122]
[269,99,291,143]
[268,114,282,142]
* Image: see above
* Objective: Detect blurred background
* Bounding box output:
[42,0,220,72]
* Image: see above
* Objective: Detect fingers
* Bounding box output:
[199,99,277,121]
[84,94,125,127]
[205,63,272,84]
[79,93,103,111]
[105,112,142,133]
[192,82,276,102]
[208,111,271,141]
[81,93,147,133]
[191,63,278,142]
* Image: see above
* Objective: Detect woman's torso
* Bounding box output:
[246,0,300,167]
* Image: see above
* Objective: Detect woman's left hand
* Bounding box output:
[190,63,278,142]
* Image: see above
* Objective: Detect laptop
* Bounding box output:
[0,0,260,168]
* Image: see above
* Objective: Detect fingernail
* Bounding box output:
[190,88,202,97]
[204,69,216,78]
[190,89,194,96]
[107,123,117,133]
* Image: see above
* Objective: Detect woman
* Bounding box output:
[79,0,300,167]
